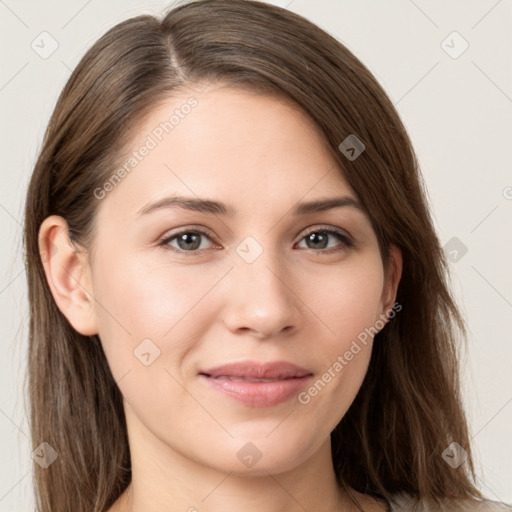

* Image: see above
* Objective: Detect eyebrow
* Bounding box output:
[137,194,365,217]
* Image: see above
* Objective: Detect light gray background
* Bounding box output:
[1,0,511,509]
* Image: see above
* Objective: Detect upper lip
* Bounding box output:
[200,361,312,380]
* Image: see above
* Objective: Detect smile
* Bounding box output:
[199,360,313,407]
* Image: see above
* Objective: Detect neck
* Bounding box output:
[113,409,361,512]
[121,442,353,512]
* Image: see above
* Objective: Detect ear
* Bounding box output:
[38,215,98,336]
[380,244,403,315]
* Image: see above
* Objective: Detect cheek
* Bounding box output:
[90,250,225,379]
[314,254,385,346]
[89,254,200,416]
[298,255,384,410]
[92,249,206,335]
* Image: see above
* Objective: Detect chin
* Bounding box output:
[197,429,318,477]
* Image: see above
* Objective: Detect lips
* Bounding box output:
[200,361,312,380]
[199,361,313,407]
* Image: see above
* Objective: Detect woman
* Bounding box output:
[24,0,511,511]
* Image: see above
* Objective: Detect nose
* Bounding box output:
[222,249,302,340]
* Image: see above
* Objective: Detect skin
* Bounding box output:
[39,83,402,512]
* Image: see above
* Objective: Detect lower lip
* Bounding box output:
[199,374,313,407]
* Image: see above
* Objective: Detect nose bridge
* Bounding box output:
[222,234,300,337]
[235,234,292,303]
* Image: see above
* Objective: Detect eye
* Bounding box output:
[159,228,216,255]
[159,225,353,256]
[296,227,353,254]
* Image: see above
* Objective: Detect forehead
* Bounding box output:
[95,86,357,221]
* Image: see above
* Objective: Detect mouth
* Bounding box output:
[198,361,313,407]
[205,376,301,382]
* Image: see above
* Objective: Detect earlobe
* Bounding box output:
[38,215,98,336]
[381,244,403,314]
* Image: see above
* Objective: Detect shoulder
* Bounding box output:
[388,493,512,512]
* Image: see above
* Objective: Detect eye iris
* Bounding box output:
[177,232,201,251]
[307,232,328,249]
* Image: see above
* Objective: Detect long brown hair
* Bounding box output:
[23,1,482,510]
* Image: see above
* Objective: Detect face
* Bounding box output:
[73,85,401,476]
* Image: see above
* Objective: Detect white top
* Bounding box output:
[388,493,512,511]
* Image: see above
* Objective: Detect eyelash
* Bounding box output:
[158,225,353,256]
